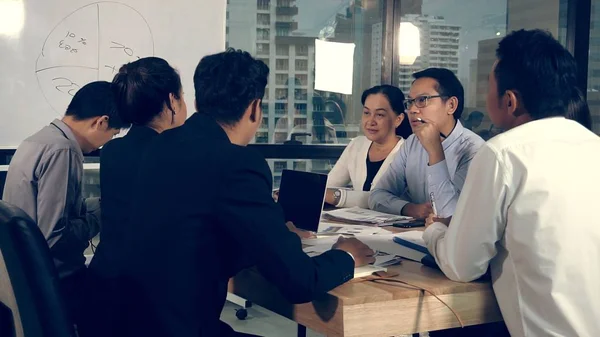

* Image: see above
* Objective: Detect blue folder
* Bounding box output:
[393,236,439,270]
[392,236,429,254]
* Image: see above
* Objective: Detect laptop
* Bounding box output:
[277,169,328,232]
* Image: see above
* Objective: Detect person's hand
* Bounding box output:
[412,118,445,164]
[332,236,376,267]
[324,188,336,205]
[401,202,433,219]
[286,221,316,239]
[425,214,451,228]
[272,189,279,202]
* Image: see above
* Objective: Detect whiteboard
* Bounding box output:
[0,0,226,147]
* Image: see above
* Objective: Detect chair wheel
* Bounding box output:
[235,308,248,320]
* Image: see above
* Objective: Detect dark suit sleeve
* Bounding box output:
[216,148,354,304]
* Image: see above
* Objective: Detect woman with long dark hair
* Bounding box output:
[325,85,411,208]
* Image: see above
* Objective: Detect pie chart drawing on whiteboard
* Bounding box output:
[36,2,155,114]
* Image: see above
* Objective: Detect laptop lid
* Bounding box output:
[277,169,327,232]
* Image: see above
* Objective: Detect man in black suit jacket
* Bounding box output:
[119,49,376,337]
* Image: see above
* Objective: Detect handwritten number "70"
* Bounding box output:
[110,41,134,56]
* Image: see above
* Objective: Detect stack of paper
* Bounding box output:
[303,242,402,267]
[303,233,427,262]
[322,207,413,226]
[317,223,391,236]
[356,234,427,263]
[303,243,391,278]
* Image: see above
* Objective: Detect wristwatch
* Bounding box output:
[333,189,342,206]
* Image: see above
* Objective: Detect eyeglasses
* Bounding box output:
[404,95,447,110]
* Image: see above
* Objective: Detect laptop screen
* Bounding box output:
[277,169,328,232]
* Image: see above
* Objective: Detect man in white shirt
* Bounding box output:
[424,29,600,336]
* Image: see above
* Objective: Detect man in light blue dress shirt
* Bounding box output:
[369,68,484,219]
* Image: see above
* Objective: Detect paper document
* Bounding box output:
[394,231,426,247]
[303,244,390,278]
[303,243,401,267]
[393,231,429,255]
[322,207,413,226]
[357,233,427,263]
[354,265,387,278]
[303,233,426,262]
[302,235,341,246]
[317,223,390,236]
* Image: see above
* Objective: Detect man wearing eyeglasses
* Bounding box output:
[369,68,484,219]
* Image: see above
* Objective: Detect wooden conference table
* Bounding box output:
[228,226,503,337]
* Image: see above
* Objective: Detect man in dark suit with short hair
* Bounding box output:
[118,49,376,337]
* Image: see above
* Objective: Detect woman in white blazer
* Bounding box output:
[325,85,411,209]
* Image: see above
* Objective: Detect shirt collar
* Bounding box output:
[50,119,84,157]
[441,120,464,150]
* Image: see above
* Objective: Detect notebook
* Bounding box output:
[277,169,328,232]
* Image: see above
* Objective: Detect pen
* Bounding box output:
[429,192,438,216]
[417,118,447,138]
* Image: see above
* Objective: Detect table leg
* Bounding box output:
[297,324,307,337]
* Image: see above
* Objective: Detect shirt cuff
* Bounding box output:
[426,159,451,186]
[336,189,347,207]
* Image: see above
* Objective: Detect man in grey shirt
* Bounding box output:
[369,68,484,219]
[2,81,127,324]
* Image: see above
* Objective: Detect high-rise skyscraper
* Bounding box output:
[371,22,383,87]
[227,0,336,186]
[396,15,461,94]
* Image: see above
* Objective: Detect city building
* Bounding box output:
[371,22,383,87]
[227,0,330,187]
[397,14,461,94]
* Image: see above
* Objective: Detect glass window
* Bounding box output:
[257,28,270,41]
[275,44,289,56]
[226,0,385,180]
[257,0,270,11]
[396,0,566,141]
[82,166,100,198]
[275,74,287,85]
[257,13,270,26]
[588,0,600,133]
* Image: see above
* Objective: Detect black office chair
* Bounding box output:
[0,201,76,337]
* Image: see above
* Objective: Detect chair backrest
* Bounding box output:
[0,201,75,337]
[0,248,22,337]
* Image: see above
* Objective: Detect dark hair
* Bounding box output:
[112,57,182,126]
[360,85,412,139]
[65,81,127,129]
[495,29,578,120]
[193,48,269,125]
[412,68,465,120]
[567,87,592,130]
